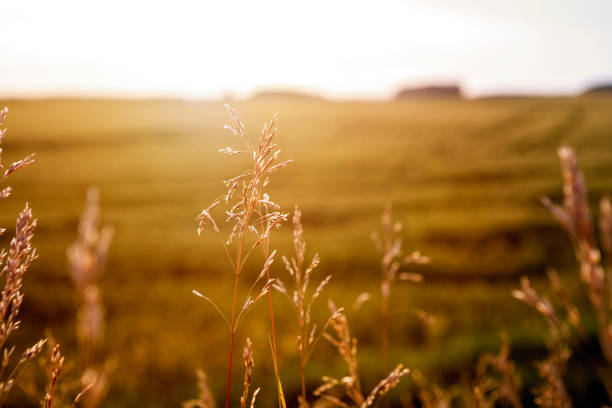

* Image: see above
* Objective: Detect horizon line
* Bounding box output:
[0,84,604,103]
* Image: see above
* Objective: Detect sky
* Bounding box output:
[1,0,611,99]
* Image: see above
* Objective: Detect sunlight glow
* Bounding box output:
[1,0,611,98]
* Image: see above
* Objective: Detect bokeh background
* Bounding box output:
[1,1,612,407]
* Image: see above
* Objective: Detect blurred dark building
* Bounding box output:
[583,83,612,95]
[395,85,463,99]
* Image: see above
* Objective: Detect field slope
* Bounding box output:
[1,96,611,406]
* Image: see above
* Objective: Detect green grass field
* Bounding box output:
[1,96,611,406]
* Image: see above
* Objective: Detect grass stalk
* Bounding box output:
[275,206,336,407]
[0,106,43,405]
[225,273,241,408]
[371,202,428,402]
[257,200,283,407]
[195,106,291,407]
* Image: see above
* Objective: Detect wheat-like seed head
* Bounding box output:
[0,204,38,346]
[275,205,339,405]
[535,146,612,364]
[183,369,217,408]
[361,364,410,408]
[508,145,612,408]
[0,107,44,406]
[541,147,603,290]
[600,197,611,257]
[196,105,291,250]
[67,189,114,408]
[533,357,573,408]
[241,338,254,408]
[372,203,427,286]
[42,344,64,408]
[512,276,565,341]
[193,108,292,408]
[316,300,410,407]
[474,335,523,408]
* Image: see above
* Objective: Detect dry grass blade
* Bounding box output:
[536,146,612,363]
[0,108,35,184]
[42,344,64,408]
[183,369,217,408]
[533,357,573,408]
[601,197,611,261]
[411,370,453,408]
[512,277,561,335]
[192,290,231,330]
[474,335,523,408]
[512,275,574,371]
[539,147,612,361]
[361,364,410,408]
[241,338,254,408]
[279,205,337,406]
[352,293,371,311]
[68,189,114,408]
[546,268,581,332]
[249,388,260,408]
[512,278,573,408]
[315,300,409,407]
[372,203,428,381]
[316,302,364,406]
[194,106,291,408]
[3,153,35,179]
[0,204,38,344]
[0,111,44,404]
[511,146,612,408]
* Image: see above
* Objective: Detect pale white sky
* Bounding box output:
[1,0,611,99]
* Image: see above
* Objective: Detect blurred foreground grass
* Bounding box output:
[0,96,611,406]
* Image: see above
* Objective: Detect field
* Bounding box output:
[1,96,612,407]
